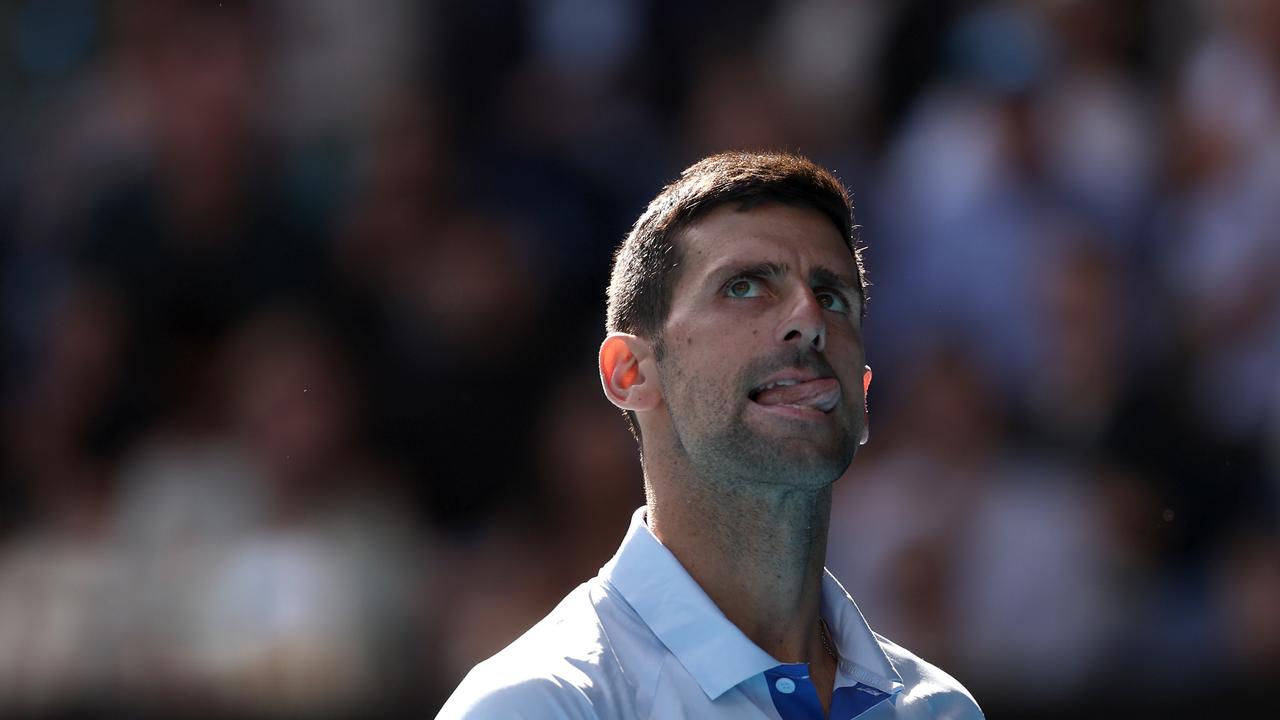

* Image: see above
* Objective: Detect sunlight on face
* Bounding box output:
[655,203,867,488]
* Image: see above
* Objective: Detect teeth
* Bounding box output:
[758,379,799,392]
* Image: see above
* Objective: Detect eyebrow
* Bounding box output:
[809,266,860,296]
[716,261,788,284]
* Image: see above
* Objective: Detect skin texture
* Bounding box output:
[599,203,872,715]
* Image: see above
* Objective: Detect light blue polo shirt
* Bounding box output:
[438,508,983,719]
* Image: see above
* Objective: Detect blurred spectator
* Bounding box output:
[105,307,428,716]
[1213,530,1280,682]
[436,362,643,685]
[5,278,127,538]
[1160,0,1280,450]
[1036,0,1157,239]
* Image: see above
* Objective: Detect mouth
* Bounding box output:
[748,375,841,414]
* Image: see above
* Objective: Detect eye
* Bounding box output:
[725,277,765,298]
[816,290,850,313]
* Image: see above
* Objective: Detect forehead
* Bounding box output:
[674,203,856,282]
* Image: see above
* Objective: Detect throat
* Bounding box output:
[646,483,834,663]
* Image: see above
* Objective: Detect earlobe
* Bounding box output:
[860,365,872,446]
[599,333,661,411]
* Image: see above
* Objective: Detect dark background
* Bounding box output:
[2,0,1278,717]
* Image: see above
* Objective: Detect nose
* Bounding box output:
[777,288,826,352]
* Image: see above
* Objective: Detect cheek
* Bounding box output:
[828,325,865,359]
[660,321,692,353]
[666,314,760,383]
[664,336,739,394]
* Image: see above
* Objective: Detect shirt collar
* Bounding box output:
[821,569,905,695]
[601,507,778,700]
[600,507,904,700]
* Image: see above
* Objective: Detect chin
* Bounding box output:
[728,428,855,487]
[671,402,856,486]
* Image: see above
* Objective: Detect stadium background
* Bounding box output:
[1,0,1278,717]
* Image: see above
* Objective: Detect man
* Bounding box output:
[438,153,983,719]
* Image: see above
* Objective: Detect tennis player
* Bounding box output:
[439,152,983,719]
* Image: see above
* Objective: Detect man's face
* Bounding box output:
[654,203,867,487]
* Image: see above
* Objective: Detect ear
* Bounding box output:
[859,365,873,446]
[599,333,662,412]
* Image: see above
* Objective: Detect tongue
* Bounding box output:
[753,378,840,410]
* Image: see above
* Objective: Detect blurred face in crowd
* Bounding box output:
[652,203,870,487]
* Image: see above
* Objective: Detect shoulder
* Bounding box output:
[437,581,637,720]
[874,632,986,719]
[437,670,598,719]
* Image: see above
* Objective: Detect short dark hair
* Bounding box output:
[605,151,868,439]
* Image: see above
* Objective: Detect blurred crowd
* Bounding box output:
[1,0,1278,717]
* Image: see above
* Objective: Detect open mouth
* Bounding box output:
[748,377,841,413]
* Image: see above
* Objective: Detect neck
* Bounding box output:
[645,460,833,664]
